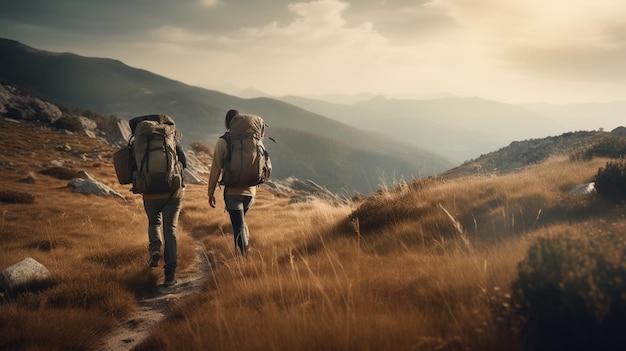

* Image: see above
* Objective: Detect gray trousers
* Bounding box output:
[225,195,254,255]
[143,195,182,274]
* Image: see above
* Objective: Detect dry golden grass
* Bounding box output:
[133,156,619,351]
[2,117,624,351]
[0,119,197,350]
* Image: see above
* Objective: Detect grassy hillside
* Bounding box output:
[0,38,452,193]
[3,117,626,350]
[266,126,449,195]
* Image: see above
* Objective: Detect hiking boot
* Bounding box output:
[149,250,161,268]
[163,273,176,287]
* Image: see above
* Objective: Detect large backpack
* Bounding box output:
[219,113,272,187]
[128,114,184,194]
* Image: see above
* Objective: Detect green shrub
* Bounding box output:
[594,161,626,203]
[93,114,121,135]
[189,141,212,155]
[584,137,626,160]
[512,232,626,351]
[53,115,83,133]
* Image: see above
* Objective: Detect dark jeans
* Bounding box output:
[143,196,182,274]
[225,195,254,256]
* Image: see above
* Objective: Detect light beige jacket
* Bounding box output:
[207,137,256,197]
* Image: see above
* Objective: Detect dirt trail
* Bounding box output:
[100,246,212,351]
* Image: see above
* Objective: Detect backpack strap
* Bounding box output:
[220,132,231,162]
[219,132,230,205]
[139,137,151,174]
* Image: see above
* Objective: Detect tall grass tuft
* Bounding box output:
[0,189,35,204]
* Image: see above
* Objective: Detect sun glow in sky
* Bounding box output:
[2,0,626,103]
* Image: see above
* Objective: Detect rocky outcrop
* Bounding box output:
[183,150,209,185]
[442,130,610,179]
[0,84,62,123]
[111,119,132,147]
[263,177,349,205]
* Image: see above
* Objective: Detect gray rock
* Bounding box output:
[568,182,596,194]
[183,150,209,185]
[184,168,207,185]
[67,171,126,201]
[108,119,132,147]
[78,116,97,131]
[1,257,53,293]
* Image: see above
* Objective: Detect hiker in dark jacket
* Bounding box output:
[207,109,256,257]
[144,139,187,286]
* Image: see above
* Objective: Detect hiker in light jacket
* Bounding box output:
[207,109,256,257]
[144,140,187,287]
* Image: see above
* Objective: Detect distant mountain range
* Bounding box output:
[4,37,624,192]
[278,95,626,164]
[0,38,451,194]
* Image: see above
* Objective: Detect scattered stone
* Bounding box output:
[18,175,36,183]
[56,144,72,152]
[49,160,66,167]
[0,257,53,294]
[78,116,97,131]
[0,159,13,169]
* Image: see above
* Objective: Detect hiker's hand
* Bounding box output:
[209,195,216,208]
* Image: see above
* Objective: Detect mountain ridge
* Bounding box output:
[279,94,571,164]
[0,38,452,194]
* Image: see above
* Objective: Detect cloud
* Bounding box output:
[342,0,456,42]
[429,0,626,81]
[2,0,625,102]
[199,0,218,6]
[506,43,626,82]
[156,0,392,93]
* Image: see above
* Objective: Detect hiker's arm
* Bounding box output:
[207,138,226,207]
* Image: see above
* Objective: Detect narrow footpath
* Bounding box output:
[100,245,212,351]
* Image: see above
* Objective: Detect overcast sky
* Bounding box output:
[2,0,625,104]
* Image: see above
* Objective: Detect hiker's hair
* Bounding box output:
[225,109,239,129]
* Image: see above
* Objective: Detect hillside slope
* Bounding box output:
[3,109,626,350]
[0,38,452,193]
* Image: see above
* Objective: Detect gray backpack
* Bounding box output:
[219,114,272,187]
[129,114,183,194]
